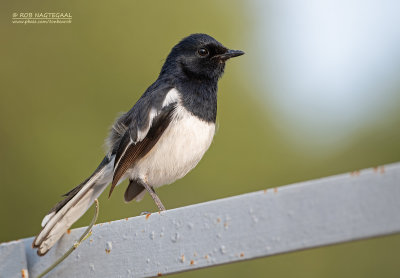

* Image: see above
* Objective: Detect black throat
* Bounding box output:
[174,76,218,123]
[159,48,222,124]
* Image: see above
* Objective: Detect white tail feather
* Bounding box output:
[41,212,55,227]
[34,159,114,255]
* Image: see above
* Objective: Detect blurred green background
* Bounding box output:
[1,0,400,277]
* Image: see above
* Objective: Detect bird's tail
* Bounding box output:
[33,156,114,256]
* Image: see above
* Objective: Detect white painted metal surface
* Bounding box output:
[1,163,400,277]
[0,240,28,278]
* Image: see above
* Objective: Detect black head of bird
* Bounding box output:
[161,33,244,82]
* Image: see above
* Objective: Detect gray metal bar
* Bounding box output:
[0,240,28,278]
[1,163,400,277]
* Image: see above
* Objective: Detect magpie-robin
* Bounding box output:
[33,33,244,255]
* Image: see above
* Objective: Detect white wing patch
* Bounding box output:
[137,88,181,141]
[162,88,180,107]
[137,107,158,141]
[114,136,135,170]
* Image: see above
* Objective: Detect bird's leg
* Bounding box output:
[141,180,166,211]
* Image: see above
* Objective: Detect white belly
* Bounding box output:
[129,106,215,187]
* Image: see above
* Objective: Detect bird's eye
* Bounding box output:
[197,48,209,57]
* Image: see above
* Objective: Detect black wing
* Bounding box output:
[108,86,179,197]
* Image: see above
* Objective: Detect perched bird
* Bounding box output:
[33,33,244,256]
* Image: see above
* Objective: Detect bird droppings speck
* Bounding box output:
[150,231,155,240]
[220,245,226,254]
[146,258,150,263]
[105,241,112,254]
[252,216,259,223]
[240,253,244,257]
[67,229,71,235]
[180,255,185,263]
[171,232,180,243]
[190,260,195,265]
[89,263,95,272]
[172,220,182,228]
[146,213,151,220]
[21,269,27,278]
[274,187,278,193]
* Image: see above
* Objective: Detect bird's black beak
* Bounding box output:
[217,49,245,61]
